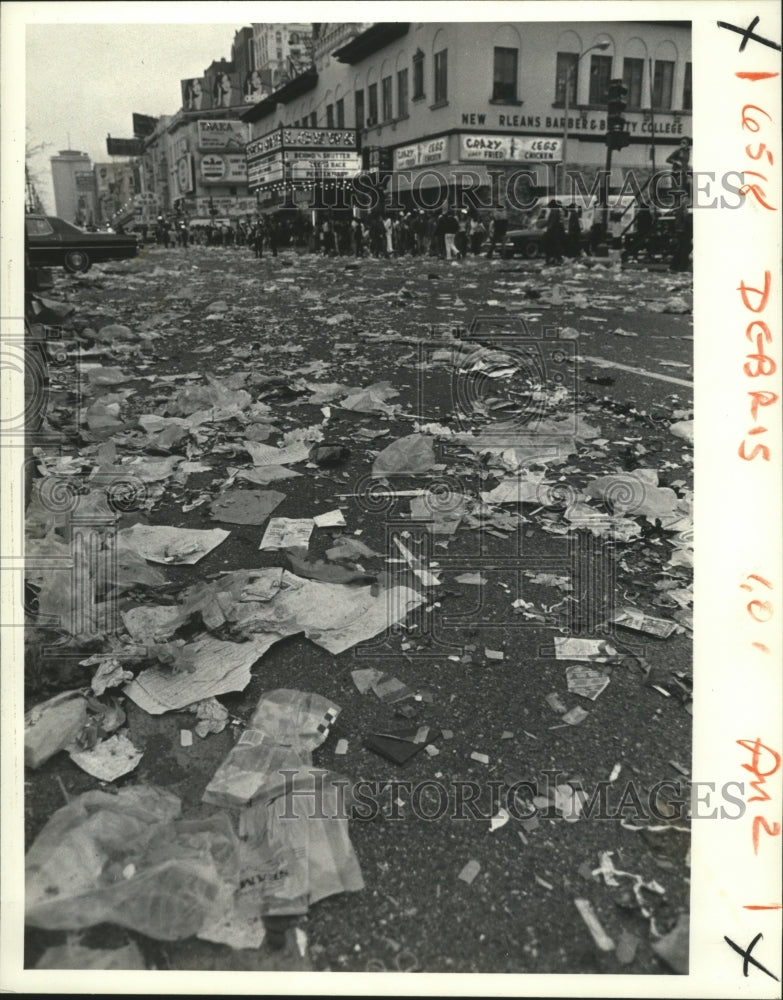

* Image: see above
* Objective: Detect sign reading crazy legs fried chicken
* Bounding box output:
[459,133,563,163]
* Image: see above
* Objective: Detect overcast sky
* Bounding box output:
[25,21,246,211]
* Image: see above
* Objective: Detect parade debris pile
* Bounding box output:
[21,246,693,972]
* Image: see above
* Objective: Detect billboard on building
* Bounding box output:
[393,137,448,170]
[181,73,248,112]
[173,154,195,197]
[246,126,359,191]
[197,120,250,151]
[199,153,248,184]
[133,113,159,138]
[107,137,143,157]
[459,134,562,163]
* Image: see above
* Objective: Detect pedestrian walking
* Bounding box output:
[565,205,582,258]
[351,217,364,257]
[383,215,394,257]
[442,211,460,260]
[470,214,487,254]
[486,207,508,258]
[543,201,565,264]
[669,190,692,272]
[268,216,280,258]
[253,220,265,258]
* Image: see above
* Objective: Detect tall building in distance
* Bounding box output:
[50,150,97,225]
[251,23,314,92]
[311,22,372,68]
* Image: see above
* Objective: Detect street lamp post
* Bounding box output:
[561,41,610,196]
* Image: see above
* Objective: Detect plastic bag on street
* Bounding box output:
[25,785,239,940]
[372,434,437,477]
[203,689,340,809]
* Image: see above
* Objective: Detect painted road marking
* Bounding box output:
[580,355,693,388]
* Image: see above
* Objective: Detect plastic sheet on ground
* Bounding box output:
[25,786,239,940]
[25,691,89,769]
[245,439,311,467]
[211,770,364,930]
[210,489,285,525]
[372,434,438,477]
[117,524,229,564]
[35,940,146,970]
[203,689,339,809]
[585,470,678,519]
[340,381,399,415]
[235,464,303,485]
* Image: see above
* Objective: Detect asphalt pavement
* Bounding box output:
[24,242,694,975]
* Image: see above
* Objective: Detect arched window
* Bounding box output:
[555,31,583,105]
[492,25,521,102]
[652,41,678,109]
[621,37,648,109]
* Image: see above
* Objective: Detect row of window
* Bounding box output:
[291,44,690,130]
[554,51,691,110]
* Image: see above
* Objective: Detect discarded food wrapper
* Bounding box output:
[25,786,239,940]
[573,898,615,952]
[566,664,610,701]
[554,636,618,662]
[259,517,315,551]
[470,751,490,765]
[203,689,340,808]
[117,524,229,565]
[68,732,144,782]
[612,607,678,638]
[458,859,481,884]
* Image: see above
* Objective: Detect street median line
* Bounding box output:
[580,355,693,388]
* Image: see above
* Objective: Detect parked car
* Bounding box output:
[24,214,139,273]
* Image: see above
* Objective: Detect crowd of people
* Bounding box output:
[143,209,516,261]
[140,193,690,270]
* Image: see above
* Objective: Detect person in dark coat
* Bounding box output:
[669,191,692,272]
[543,200,565,264]
[565,205,582,258]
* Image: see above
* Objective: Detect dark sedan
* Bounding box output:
[25,214,139,273]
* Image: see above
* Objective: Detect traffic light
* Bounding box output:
[606,78,630,151]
